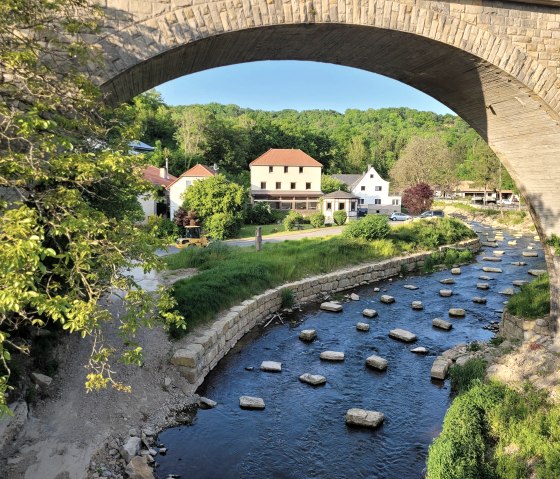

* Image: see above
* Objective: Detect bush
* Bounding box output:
[283,211,304,231]
[402,182,434,215]
[204,212,240,240]
[281,288,295,308]
[147,215,180,241]
[309,212,325,228]
[342,215,391,241]
[506,273,550,319]
[449,358,487,394]
[244,202,275,225]
[333,210,347,226]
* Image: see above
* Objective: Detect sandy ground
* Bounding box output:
[0,268,199,479]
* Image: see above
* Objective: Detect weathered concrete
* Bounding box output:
[299,373,327,386]
[345,408,385,429]
[366,355,388,371]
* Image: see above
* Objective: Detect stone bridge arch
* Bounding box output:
[93,0,560,333]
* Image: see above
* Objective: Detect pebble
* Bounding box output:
[362,309,378,318]
[356,322,370,331]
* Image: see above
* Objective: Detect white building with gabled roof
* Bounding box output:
[166,163,217,219]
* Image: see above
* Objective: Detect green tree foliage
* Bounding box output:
[342,215,391,241]
[321,175,350,194]
[283,211,304,231]
[309,212,326,228]
[402,183,434,215]
[0,0,184,414]
[333,210,348,226]
[244,202,275,225]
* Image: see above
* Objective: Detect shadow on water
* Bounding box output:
[155,224,546,479]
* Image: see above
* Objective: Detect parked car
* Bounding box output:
[389,212,411,221]
[419,210,445,218]
[357,207,368,218]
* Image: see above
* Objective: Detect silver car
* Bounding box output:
[390,212,411,221]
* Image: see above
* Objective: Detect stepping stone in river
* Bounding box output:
[320,351,345,361]
[500,288,515,296]
[411,301,423,310]
[431,357,452,380]
[299,330,317,342]
[522,251,538,257]
[479,275,494,281]
[389,329,417,343]
[493,250,505,256]
[511,261,527,266]
[345,408,385,429]
[477,283,490,290]
[449,308,466,318]
[440,278,455,285]
[472,297,487,304]
[451,267,461,275]
[380,295,395,304]
[512,280,529,287]
[508,240,517,246]
[411,347,428,354]
[366,355,388,371]
[527,245,534,250]
[356,322,370,332]
[483,266,503,273]
[362,309,378,318]
[439,289,453,297]
[260,361,282,372]
[299,373,326,386]
[373,287,380,292]
[350,293,360,301]
[403,284,419,290]
[320,302,343,312]
[528,269,547,277]
[483,257,501,262]
[481,242,498,248]
[240,396,265,410]
[432,318,452,330]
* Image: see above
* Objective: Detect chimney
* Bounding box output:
[159,167,168,179]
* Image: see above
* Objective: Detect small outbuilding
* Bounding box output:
[322,190,360,224]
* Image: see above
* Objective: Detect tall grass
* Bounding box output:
[506,274,550,319]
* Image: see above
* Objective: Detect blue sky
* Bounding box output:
[156,60,455,115]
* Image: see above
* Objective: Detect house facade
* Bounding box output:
[322,190,360,224]
[333,165,401,214]
[167,163,217,219]
[139,166,177,223]
[250,149,323,211]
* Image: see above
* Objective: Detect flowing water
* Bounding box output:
[155,225,545,479]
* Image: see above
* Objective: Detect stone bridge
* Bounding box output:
[92,0,560,334]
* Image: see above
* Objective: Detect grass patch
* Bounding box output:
[166,217,476,334]
[449,358,487,394]
[234,223,316,238]
[506,274,550,319]
[433,200,528,226]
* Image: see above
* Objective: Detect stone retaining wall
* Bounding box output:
[500,310,552,341]
[171,238,480,389]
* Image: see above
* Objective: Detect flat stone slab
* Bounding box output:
[500,288,515,296]
[431,356,453,380]
[299,329,317,341]
[199,397,217,408]
[482,257,501,262]
[451,267,461,275]
[439,289,453,297]
[439,278,455,285]
[481,242,498,247]
[472,297,487,304]
[403,284,418,290]
[411,347,428,354]
[260,361,282,372]
[493,250,505,256]
[380,295,395,304]
[350,293,360,301]
[362,309,378,318]
[320,302,343,312]
[522,251,538,257]
[507,240,517,246]
[528,269,547,276]
[449,308,466,317]
[511,261,527,266]
[320,351,345,361]
[482,266,503,273]
[389,328,417,343]
[239,396,265,410]
[432,318,452,330]
[366,355,388,371]
[477,283,490,290]
[356,322,370,332]
[512,280,529,287]
[527,245,534,250]
[411,301,423,310]
[345,408,385,428]
[479,275,493,280]
[299,373,326,386]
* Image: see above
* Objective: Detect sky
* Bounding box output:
[156,60,455,115]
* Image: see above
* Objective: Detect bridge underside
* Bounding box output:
[101,23,560,335]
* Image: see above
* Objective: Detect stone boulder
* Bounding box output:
[439,278,455,285]
[299,329,317,341]
[125,456,155,479]
[389,329,417,343]
[477,283,490,290]
[199,397,217,409]
[239,396,265,409]
[411,301,423,310]
[30,372,52,388]
[120,436,142,462]
[451,267,461,275]
[481,242,498,247]
[431,356,452,380]
[320,351,345,361]
[500,288,515,296]
[403,284,418,290]
[171,345,203,368]
[482,266,502,273]
[299,373,327,386]
[380,295,395,304]
[0,401,28,449]
[523,251,538,257]
[439,289,453,297]
[512,280,529,287]
[448,308,466,318]
[356,323,370,332]
[493,250,505,256]
[507,240,517,246]
[350,293,360,301]
[411,347,428,354]
[482,257,501,262]
[432,318,452,330]
[479,275,493,280]
[260,361,282,372]
[345,408,385,428]
[366,355,388,371]
[472,297,487,304]
[320,302,343,312]
[362,309,378,318]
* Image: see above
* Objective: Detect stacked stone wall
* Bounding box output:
[170,238,480,389]
[500,310,552,340]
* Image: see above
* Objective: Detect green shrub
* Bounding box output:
[204,212,240,240]
[309,212,325,228]
[333,210,347,226]
[281,288,295,308]
[449,358,487,394]
[506,274,550,319]
[283,211,304,231]
[342,215,391,241]
[244,202,275,225]
[147,215,180,241]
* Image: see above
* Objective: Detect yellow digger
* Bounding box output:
[176,225,210,248]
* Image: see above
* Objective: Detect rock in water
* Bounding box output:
[432,318,452,330]
[350,293,360,301]
[260,361,282,372]
[389,329,417,342]
[380,295,395,304]
[411,301,423,310]
[345,408,385,428]
[451,267,461,275]
[403,284,418,290]
[477,283,490,290]
[299,329,317,341]
[479,275,493,281]
[511,261,527,266]
[320,302,343,312]
[493,250,505,256]
[500,288,515,296]
[439,289,453,297]
[483,257,501,262]
[472,297,487,304]
[356,322,370,332]
[320,351,345,361]
[199,397,217,408]
[522,251,538,257]
[448,308,466,317]
[411,347,428,354]
[431,357,452,380]
[512,280,529,287]
[362,309,378,318]
[239,396,265,410]
[440,278,455,285]
[482,266,502,273]
[125,456,155,479]
[299,373,327,386]
[528,269,547,276]
[366,355,388,371]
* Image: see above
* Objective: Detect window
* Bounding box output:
[374,199,381,205]
[339,202,345,210]
[359,198,364,205]
[276,182,281,189]
[326,202,332,210]
[306,182,311,190]
[269,166,273,173]
[290,182,296,190]
[375,186,382,191]
[260,182,266,189]
[392,199,399,205]
[361,186,366,191]
[370,174,374,178]
[351,202,356,211]
[284,166,288,173]
[299,167,304,173]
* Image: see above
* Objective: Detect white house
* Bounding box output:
[166,163,217,219]
[322,190,360,224]
[250,149,323,211]
[333,165,401,214]
[139,166,177,223]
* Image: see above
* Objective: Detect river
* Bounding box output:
[154,224,545,479]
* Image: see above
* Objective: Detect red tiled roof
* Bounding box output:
[249,149,323,167]
[166,164,217,189]
[142,166,177,187]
